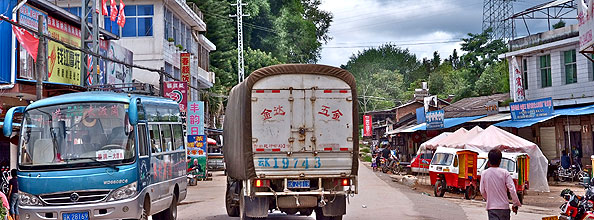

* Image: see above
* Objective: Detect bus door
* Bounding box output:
[137,123,151,190]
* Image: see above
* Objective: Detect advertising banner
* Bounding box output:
[187,135,207,179]
[426,110,445,130]
[101,41,133,85]
[511,56,525,102]
[187,101,205,135]
[363,115,372,137]
[485,100,499,116]
[510,97,554,120]
[416,107,426,124]
[47,16,82,85]
[578,0,594,52]
[18,4,48,80]
[163,81,188,112]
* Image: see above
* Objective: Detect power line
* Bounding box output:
[321,40,461,49]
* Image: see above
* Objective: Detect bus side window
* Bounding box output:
[149,124,161,153]
[160,124,173,152]
[172,124,183,150]
[138,124,148,156]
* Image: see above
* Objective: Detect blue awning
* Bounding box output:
[493,115,558,128]
[494,104,594,128]
[412,115,485,131]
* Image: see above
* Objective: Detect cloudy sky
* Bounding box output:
[317,0,575,67]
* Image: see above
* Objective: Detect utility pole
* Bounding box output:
[81,0,100,87]
[35,15,45,100]
[230,0,249,83]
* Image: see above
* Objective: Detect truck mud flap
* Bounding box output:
[244,196,269,218]
[277,196,317,208]
[322,195,346,216]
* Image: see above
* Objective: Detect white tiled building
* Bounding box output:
[57,0,216,99]
[502,24,594,106]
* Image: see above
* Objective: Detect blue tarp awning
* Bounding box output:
[412,115,485,131]
[494,104,594,128]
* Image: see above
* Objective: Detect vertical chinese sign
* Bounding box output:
[363,115,372,137]
[187,101,206,178]
[511,56,525,102]
[180,53,191,96]
[163,81,188,112]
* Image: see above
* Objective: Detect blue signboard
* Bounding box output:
[510,97,554,120]
[187,101,205,135]
[426,110,444,130]
[416,107,425,124]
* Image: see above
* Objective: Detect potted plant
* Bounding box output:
[176,44,184,51]
[167,38,174,47]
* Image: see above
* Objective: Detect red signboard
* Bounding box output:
[363,115,372,137]
[180,53,191,83]
[164,81,188,112]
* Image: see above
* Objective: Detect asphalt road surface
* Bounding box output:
[176,162,555,219]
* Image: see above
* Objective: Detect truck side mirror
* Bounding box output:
[3,106,26,137]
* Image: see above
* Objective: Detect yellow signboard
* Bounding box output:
[47,16,81,85]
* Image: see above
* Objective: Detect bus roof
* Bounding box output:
[26,92,178,110]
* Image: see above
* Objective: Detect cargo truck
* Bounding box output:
[223,64,359,219]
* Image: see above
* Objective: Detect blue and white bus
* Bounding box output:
[2,91,187,220]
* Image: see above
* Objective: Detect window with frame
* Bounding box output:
[138,124,149,156]
[540,54,552,88]
[106,5,153,37]
[173,16,179,44]
[564,50,577,84]
[149,124,161,153]
[164,8,172,40]
[160,124,173,152]
[172,125,183,150]
[522,58,528,90]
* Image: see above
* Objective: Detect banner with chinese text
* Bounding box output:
[47,16,82,85]
[163,81,188,112]
[510,97,554,120]
[18,4,48,80]
[511,56,525,102]
[187,101,205,135]
[187,134,207,179]
[363,115,372,137]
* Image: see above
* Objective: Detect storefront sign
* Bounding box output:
[187,101,204,135]
[18,4,48,80]
[510,97,554,120]
[426,110,444,130]
[363,115,372,137]
[163,81,188,112]
[187,135,207,178]
[102,41,133,85]
[578,0,594,52]
[511,56,525,102]
[47,16,82,85]
[180,53,191,82]
[416,107,425,124]
[485,100,499,116]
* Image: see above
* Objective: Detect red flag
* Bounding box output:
[12,25,39,62]
[117,0,126,27]
[102,0,108,16]
[110,0,118,21]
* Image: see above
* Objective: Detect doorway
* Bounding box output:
[565,131,582,165]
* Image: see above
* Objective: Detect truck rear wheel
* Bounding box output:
[315,207,343,220]
[226,187,240,217]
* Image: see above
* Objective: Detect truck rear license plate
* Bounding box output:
[542,216,558,220]
[288,180,310,189]
[62,212,89,220]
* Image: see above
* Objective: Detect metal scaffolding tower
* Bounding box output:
[230,0,248,83]
[80,0,100,87]
[482,0,515,40]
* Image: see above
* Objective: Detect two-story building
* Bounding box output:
[499,24,594,164]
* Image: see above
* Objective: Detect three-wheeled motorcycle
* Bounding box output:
[429,147,479,200]
[477,152,530,204]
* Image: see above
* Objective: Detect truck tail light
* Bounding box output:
[254,179,270,188]
[340,178,350,186]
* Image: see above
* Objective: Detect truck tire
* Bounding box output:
[226,186,240,217]
[315,208,343,220]
[239,194,255,220]
[299,208,313,216]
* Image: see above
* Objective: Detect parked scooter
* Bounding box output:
[558,188,594,220]
[558,162,589,182]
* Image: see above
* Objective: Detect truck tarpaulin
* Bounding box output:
[223,64,359,180]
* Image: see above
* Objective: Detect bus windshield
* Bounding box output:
[19,102,135,170]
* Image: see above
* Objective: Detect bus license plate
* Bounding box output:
[542,216,558,220]
[62,212,89,220]
[288,180,310,189]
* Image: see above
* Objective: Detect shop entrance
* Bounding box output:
[565,131,582,165]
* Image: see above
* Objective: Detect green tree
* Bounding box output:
[460,28,508,82]
[358,69,407,112]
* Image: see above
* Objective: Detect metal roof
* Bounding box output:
[468,113,511,123]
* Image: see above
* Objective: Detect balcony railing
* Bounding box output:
[185,2,204,21]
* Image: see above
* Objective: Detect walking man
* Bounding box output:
[480,149,521,220]
[7,169,18,220]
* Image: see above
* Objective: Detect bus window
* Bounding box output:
[160,124,173,152]
[172,124,183,150]
[149,125,161,153]
[138,124,148,156]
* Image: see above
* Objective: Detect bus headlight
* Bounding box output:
[107,181,138,201]
[19,191,43,206]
